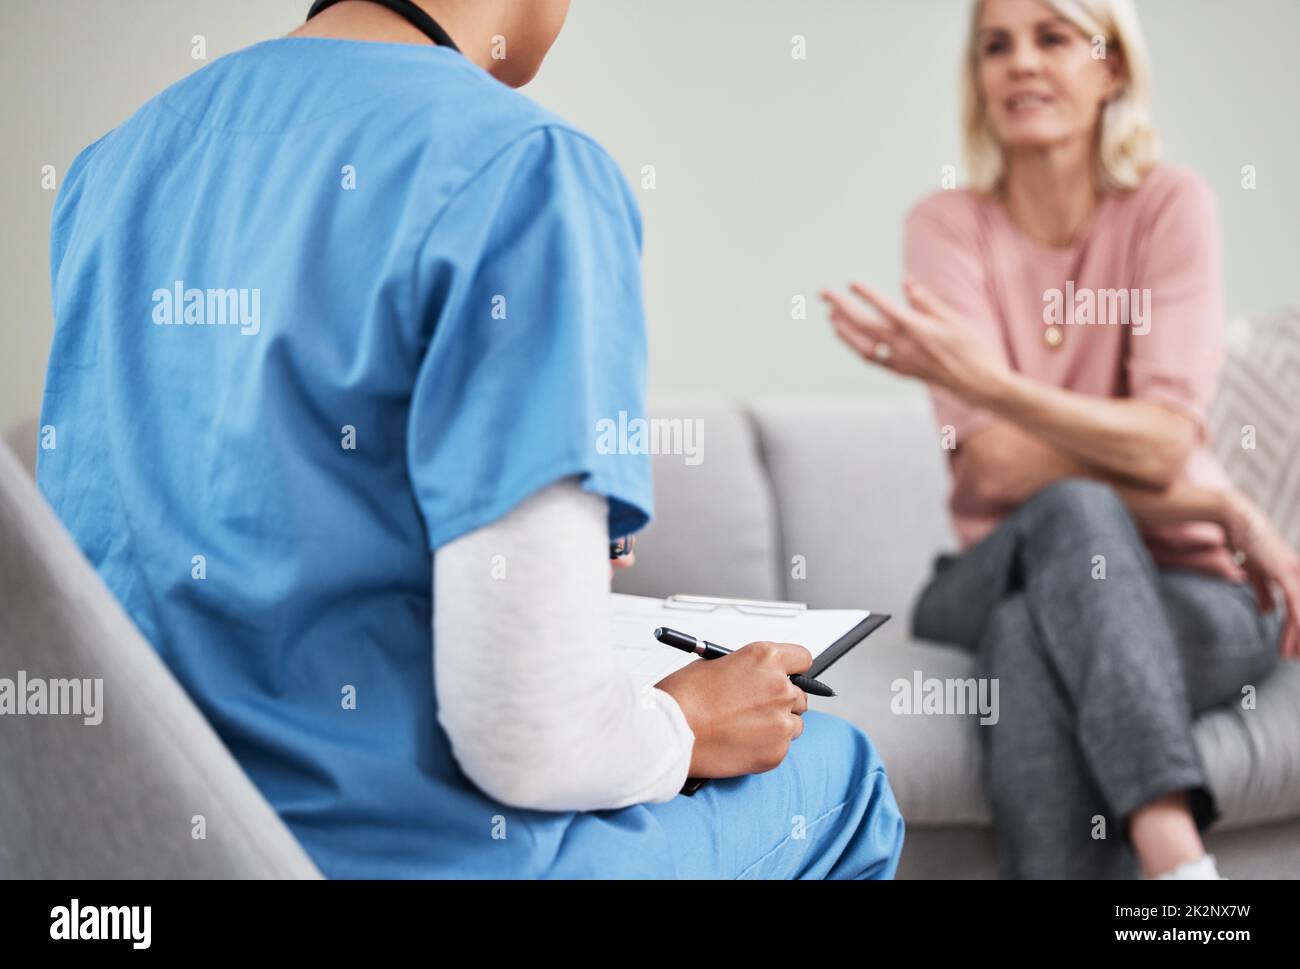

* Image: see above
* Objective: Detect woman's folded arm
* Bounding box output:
[975,369,1198,489]
[959,419,1231,531]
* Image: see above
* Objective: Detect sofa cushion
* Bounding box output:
[807,635,991,826]
[612,395,782,602]
[1195,660,1300,829]
[1211,309,1300,550]
[746,391,956,614]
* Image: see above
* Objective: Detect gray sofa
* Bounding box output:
[0,428,321,878]
[611,391,1300,878]
[5,385,1299,878]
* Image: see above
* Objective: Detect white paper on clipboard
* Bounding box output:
[610,592,877,687]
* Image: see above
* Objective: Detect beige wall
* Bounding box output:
[3,0,1298,428]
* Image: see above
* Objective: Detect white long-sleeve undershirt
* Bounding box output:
[432,478,695,811]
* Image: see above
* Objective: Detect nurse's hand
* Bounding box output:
[655,641,811,778]
[609,535,636,580]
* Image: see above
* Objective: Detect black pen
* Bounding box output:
[653,627,836,697]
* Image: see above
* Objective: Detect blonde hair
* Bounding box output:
[962,0,1160,193]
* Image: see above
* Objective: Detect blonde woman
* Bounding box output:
[823,0,1299,879]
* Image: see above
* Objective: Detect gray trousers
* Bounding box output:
[912,479,1284,879]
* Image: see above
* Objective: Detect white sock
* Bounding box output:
[1153,853,1223,880]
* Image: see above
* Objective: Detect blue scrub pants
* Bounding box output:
[552,712,906,879]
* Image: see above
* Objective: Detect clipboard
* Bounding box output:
[611,592,890,687]
[806,612,891,679]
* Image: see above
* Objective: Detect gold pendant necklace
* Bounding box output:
[1042,220,1100,350]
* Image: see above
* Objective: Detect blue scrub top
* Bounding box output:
[38,37,658,877]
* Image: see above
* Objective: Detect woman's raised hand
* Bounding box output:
[821,275,1006,405]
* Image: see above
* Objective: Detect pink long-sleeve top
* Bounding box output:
[904,163,1243,582]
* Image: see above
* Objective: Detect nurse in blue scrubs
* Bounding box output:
[37,0,904,878]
